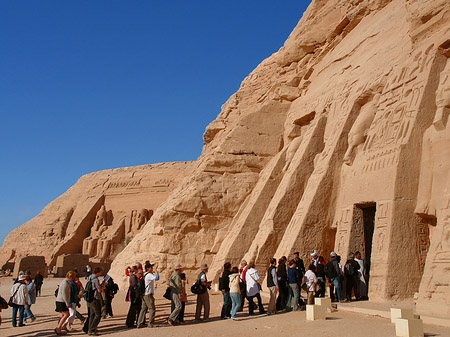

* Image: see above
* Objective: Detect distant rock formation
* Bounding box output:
[107,0,450,317]
[0,162,193,266]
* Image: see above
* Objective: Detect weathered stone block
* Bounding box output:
[315,297,332,309]
[395,318,424,337]
[13,256,47,278]
[391,308,414,323]
[306,304,326,320]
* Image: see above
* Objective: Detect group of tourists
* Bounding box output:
[2,249,368,335]
[54,266,119,336]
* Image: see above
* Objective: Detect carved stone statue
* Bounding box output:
[415,58,450,305]
[82,205,108,257]
[96,217,126,261]
[344,94,381,165]
[416,60,450,217]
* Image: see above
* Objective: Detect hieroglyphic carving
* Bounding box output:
[107,179,142,189]
[417,219,430,274]
[372,201,392,257]
[349,206,365,257]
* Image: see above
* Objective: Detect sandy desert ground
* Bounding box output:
[0,277,449,337]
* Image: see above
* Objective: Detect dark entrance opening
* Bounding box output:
[349,203,376,297]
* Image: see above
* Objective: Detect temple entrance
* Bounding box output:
[349,203,376,293]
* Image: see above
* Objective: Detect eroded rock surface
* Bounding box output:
[3,0,450,319]
[107,0,450,318]
[0,162,194,266]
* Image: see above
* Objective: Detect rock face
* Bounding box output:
[107,0,450,317]
[0,162,194,266]
[3,0,450,319]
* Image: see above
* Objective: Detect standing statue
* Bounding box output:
[415,58,450,309]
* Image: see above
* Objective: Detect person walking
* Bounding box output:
[104,276,118,318]
[237,260,249,312]
[168,264,183,326]
[10,274,28,328]
[229,267,240,321]
[267,258,278,314]
[304,265,318,304]
[195,263,212,321]
[293,252,306,304]
[24,275,36,323]
[344,253,360,301]
[354,251,367,300]
[276,256,288,310]
[34,271,43,297]
[63,271,78,332]
[286,259,300,311]
[84,265,91,280]
[315,256,326,298]
[178,273,187,323]
[125,267,142,328]
[220,262,232,319]
[326,252,343,302]
[137,262,159,328]
[55,272,73,335]
[87,267,106,336]
[246,262,265,315]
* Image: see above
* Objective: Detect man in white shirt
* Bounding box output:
[137,263,159,328]
[304,265,318,305]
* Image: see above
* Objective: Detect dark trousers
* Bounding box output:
[276,281,288,310]
[220,291,231,318]
[88,299,102,334]
[315,277,325,297]
[125,298,141,327]
[346,276,358,301]
[238,283,247,311]
[35,283,42,296]
[247,293,265,315]
[105,296,113,317]
[82,306,90,333]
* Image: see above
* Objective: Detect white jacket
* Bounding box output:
[11,282,28,306]
[246,268,260,297]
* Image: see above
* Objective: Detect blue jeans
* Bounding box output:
[230,292,240,318]
[331,277,342,301]
[24,304,35,321]
[221,291,231,318]
[286,283,299,311]
[12,305,25,327]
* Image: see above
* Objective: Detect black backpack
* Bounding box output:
[190,280,205,295]
[134,275,147,298]
[83,279,95,303]
[324,261,338,279]
[54,285,59,297]
[344,261,355,277]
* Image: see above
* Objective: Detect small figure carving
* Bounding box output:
[344,94,381,165]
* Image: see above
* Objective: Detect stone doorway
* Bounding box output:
[349,203,376,292]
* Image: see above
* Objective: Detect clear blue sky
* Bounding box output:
[0,1,311,245]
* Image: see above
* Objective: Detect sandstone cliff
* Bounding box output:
[3,0,450,319]
[108,0,450,318]
[0,161,194,266]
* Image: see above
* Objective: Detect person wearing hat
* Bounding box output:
[195,263,212,321]
[137,263,159,328]
[10,274,28,327]
[168,264,183,326]
[327,252,343,302]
